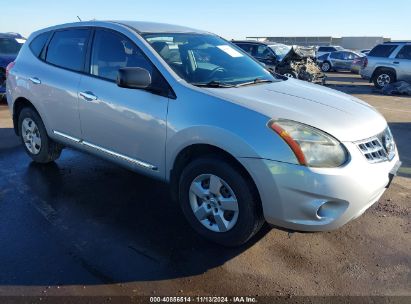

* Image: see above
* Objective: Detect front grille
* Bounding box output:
[356,128,396,163]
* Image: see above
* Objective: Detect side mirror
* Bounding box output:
[266,54,278,62]
[117,67,151,89]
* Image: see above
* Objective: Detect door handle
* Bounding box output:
[393,61,400,64]
[29,77,41,84]
[79,91,98,101]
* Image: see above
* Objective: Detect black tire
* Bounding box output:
[321,61,332,72]
[18,107,62,163]
[373,69,396,89]
[178,157,264,247]
[282,71,298,79]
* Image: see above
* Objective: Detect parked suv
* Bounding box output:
[7,21,401,246]
[361,42,411,89]
[0,33,26,100]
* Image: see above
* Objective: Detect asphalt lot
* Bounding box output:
[0,72,410,299]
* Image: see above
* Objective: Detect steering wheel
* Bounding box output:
[206,67,226,81]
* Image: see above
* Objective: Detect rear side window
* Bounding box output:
[396,45,411,60]
[29,32,51,58]
[330,52,343,59]
[46,29,90,72]
[368,44,397,57]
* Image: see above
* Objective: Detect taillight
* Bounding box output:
[6,61,15,78]
[363,57,368,68]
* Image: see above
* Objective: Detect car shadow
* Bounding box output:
[0,144,270,286]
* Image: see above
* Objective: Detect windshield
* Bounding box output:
[143,33,277,87]
[269,44,292,61]
[0,37,25,55]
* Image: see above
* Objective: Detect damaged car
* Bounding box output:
[233,40,325,84]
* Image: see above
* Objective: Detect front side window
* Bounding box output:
[255,45,271,58]
[0,37,25,55]
[46,29,90,71]
[143,33,276,86]
[90,30,154,81]
[396,45,411,60]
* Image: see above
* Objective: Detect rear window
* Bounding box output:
[46,29,90,72]
[29,32,51,58]
[368,44,398,57]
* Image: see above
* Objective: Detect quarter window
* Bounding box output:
[90,30,153,81]
[29,32,51,58]
[396,45,411,60]
[46,29,90,71]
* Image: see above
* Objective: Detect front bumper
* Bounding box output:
[239,142,400,231]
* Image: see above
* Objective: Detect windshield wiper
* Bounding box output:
[191,80,236,88]
[235,78,274,87]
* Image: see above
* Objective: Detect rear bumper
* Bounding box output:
[239,143,401,232]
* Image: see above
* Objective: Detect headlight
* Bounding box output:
[268,119,349,168]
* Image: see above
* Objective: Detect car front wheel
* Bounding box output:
[178,157,264,246]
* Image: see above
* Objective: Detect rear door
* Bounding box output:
[77,28,169,177]
[394,45,411,81]
[36,28,90,140]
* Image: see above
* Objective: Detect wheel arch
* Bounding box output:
[371,66,397,81]
[169,143,262,212]
[12,97,41,136]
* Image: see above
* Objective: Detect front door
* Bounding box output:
[78,29,169,177]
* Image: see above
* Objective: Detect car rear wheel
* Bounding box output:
[373,70,395,89]
[321,61,331,72]
[178,157,264,246]
[18,107,62,163]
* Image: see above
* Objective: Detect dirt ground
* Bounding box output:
[0,72,410,301]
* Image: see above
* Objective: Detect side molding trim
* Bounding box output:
[53,130,158,171]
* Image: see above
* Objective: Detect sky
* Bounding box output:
[1,0,409,40]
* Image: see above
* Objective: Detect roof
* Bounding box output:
[232,40,283,45]
[111,21,209,34]
[0,32,25,39]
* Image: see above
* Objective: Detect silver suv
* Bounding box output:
[361,42,411,88]
[6,21,401,246]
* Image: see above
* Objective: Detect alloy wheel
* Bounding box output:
[376,74,391,87]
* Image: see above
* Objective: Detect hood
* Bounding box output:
[281,46,316,63]
[204,79,387,142]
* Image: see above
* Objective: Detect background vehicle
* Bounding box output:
[0,33,26,100]
[317,50,365,72]
[7,21,400,247]
[361,42,411,89]
[233,40,325,83]
[316,45,344,58]
[351,56,367,74]
[360,49,371,55]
